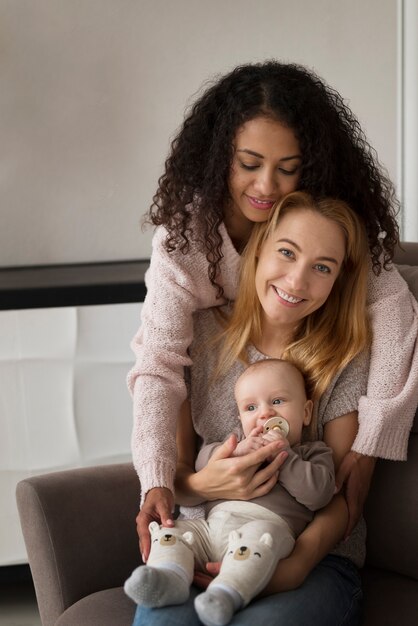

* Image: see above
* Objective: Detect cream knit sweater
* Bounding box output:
[128,223,418,500]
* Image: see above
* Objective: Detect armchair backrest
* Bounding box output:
[16,463,140,626]
[364,242,418,580]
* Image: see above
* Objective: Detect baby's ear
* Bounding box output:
[259,533,273,549]
[148,521,160,534]
[228,530,241,543]
[182,531,194,546]
[303,400,314,426]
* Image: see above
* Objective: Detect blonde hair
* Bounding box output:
[215,191,371,403]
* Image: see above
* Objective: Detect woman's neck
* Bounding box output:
[223,208,253,253]
[254,318,296,358]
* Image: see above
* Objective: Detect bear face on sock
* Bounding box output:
[224,529,273,562]
[149,521,194,549]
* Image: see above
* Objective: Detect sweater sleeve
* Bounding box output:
[127,226,240,504]
[353,264,418,460]
[278,442,335,511]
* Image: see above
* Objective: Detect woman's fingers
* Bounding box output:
[203,438,288,500]
[136,487,174,561]
[335,451,376,539]
[227,447,288,499]
[239,440,288,470]
[209,433,238,460]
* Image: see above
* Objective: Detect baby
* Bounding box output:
[233,357,314,455]
[125,359,335,626]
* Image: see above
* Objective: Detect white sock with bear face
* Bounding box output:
[124,521,195,607]
[124,563,190,607]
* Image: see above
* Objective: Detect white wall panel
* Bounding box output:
[0,0,399,266]
[401,0,418,240]
[0,302,141,564]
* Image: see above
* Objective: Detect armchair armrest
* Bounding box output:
[16,463,141,626]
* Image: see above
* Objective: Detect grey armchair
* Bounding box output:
[16,463,140,626]
[16,244,418,626]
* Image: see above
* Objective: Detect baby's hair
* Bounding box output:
[145,60,399,296]
[235,358,309,399]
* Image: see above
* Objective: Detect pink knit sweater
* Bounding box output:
[128,223,418,500]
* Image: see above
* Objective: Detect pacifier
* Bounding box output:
[263,416,290,437]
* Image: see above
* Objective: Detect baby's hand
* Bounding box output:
[262,430,289,460]
[233,426,264,456]
[262,429,288,445]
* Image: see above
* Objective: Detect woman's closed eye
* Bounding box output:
[239,162,299,175]
[239,161,259,171]
[278,167,299,176]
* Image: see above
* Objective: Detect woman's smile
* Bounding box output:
[245,194,277,212]
[272,286,305,306]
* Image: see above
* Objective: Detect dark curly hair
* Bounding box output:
[146,60,399,295]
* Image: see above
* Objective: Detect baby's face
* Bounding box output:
[235,362,312,446]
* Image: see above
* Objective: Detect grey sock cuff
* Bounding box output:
[154,562,192,586]
[208,583,243,610]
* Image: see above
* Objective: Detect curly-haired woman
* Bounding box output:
[127,61,418,566]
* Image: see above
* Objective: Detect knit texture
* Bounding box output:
[128,222,418,501]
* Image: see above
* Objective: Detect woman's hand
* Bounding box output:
[175,399,287,505]
[136,487,175,562]
[335,450,376,538]
[193,563,218,589]
[194,434,289,501]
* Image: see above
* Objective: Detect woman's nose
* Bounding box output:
[254,169,277,197]
[286,264,308,291]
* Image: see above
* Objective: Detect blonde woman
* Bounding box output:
[132,192,372,626]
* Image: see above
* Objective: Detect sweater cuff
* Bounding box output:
[136,459,176,507]
[352,396,414,461]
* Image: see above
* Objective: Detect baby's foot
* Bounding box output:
[194,588,236,626]
[124,565,189,607]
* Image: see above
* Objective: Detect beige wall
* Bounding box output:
[0,0,399,267]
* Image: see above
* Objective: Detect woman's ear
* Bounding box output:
[303,400,313,426]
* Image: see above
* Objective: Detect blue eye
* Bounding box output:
[247,404,256,411]
[279,248,294,258]
[315,264,331,273]
[272,398,283,405]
